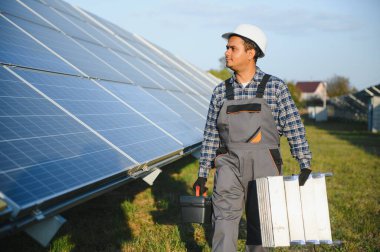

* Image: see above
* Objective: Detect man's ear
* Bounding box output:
[248,49,256,61]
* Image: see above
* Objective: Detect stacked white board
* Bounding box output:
[255,174,333,248]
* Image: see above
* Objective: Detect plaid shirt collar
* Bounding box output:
[230,66,265,86]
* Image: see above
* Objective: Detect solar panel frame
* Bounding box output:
[0,66,139,214]
[0,0,216,238]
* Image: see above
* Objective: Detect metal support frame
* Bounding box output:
[24,215,66,247]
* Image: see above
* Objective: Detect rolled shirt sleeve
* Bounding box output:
[198,86,222,178]
[276,82,312,170]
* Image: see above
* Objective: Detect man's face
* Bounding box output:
[225,36,254,72]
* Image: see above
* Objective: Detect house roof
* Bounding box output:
[296,81,323,93]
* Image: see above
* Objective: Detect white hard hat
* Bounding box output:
[222,24,267,58]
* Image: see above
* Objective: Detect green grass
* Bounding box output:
[1,120,379,251]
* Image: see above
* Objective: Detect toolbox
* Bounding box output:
[180,186,212,223]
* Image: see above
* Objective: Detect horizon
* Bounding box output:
[65,0,380,91]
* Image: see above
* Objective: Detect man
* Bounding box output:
[193,24,312,252]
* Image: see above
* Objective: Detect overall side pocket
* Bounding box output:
[269,148,283,175]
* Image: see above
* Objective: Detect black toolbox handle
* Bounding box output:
[195,186,207,197]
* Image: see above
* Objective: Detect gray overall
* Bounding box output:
[212,74,283,252]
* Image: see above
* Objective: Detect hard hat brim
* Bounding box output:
[221,32,235,39]
[221,32,265,58]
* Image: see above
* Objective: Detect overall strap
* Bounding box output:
[256,74,271,98]
[224,78,234,100]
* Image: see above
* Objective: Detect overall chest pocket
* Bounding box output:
[226,103,262,143]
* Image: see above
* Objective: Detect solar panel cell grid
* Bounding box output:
[6,14,132,82]
[0,67,136,208]
[41,0,87,22]
[146,88,206,131]
[100,81,203,146]
[51,8,138,57]
[82,11,137,43]
[73,38,162,86]
[22,0,97,43]
[0,0,53,28]
[131,59,186,91]
[157,47,217,90]
[172,92,208,116]
[0,17,79,75]
[166,68,208,95]
[129,41,172,68]
[13,68,183,163]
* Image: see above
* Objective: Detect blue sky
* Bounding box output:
[65,0,380,90]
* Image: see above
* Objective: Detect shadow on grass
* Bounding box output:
[0,155,205,252]
[61,180,150,252]
[303,117,380,156]
[0,179,150,252]
[150,154,209,251]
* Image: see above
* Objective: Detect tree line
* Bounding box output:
[208,60,357,108]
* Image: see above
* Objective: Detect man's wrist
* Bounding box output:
[299,159,311,170]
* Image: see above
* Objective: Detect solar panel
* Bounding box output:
[134,37,217,92]
[98,80,203,146]
[0,0,216,241]
[12,68,183,163]
[0,15,79,75]
[40,4,190,91]
[72,8,210,94]
[41,0,88,22]
[145,88,206,131]
[0,66,136,209]
[0,0,54,28]
[21,0,97,43]
[158,46,219,89]
[5,14,132,82]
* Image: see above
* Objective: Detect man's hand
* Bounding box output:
[192,177,208,195]
[299,168,312,186]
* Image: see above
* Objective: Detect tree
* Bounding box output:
[287,81,304,108]
[208,56,232,80]
[208,69,231,80]
[327,75,355,97]
[219,56,226,70]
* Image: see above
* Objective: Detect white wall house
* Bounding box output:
[296,81,328,121]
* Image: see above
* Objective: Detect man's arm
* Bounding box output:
[198,87,222,178]
[277,82,312,171]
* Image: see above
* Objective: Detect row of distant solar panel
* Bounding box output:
[0,0,217,226]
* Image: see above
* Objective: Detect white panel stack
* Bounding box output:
[256,177,273,246]
[255,174,332,248]
[256,176,290,247]
[311,175,333,244]
[299,176,320,244]
[283,176,305,245]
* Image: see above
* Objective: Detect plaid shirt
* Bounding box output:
[198,67,312,178]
